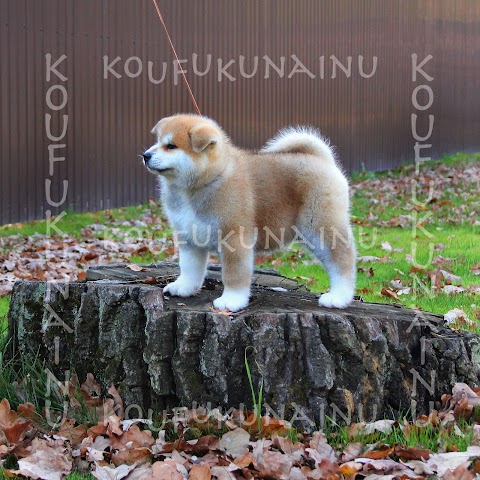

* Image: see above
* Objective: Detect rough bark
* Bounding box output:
[7,263,480,426]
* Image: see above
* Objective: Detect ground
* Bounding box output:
[0,154,479,479]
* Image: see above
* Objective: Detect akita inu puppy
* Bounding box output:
[143,114,356,312]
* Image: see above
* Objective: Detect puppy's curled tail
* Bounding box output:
[261,126,336,164]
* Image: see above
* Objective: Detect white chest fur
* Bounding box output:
[160,181,218,250]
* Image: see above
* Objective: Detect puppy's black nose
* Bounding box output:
[143,153,152,164]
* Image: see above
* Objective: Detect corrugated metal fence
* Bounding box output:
[1,0,479,225]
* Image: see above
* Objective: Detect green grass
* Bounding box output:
[0,298,8,352]
[322,415,475,453]
[261,152,480,327]
[268,222,478,320]
[0,203,167,239]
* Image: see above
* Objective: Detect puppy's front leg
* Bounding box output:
[213,243,253,312]
[164,246,208,297]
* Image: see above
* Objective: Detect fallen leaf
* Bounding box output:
[339,442,364,462]
[440,270,462,283]
[112,447,152,466]
[381,241,392,252]
[395,446,430,461]
[189,464,212,480]
[309,431,336,462]
[6,438,72,480]
[0,398,32,445]
[109,424,155,450]
[443,285,465,295]
[361,444,394,459]
[444,309,474,327]
[209,466,236,480]
[423,447,480,477]
[252,439,293,479]
[381,288,400,301]
[443,462,475,480]
[77,271,87,281]
[55,418,88,445]
[92,461,138,480]
[148,460,184,480]
[218,428,250,459]
[358,256,380,263]
[364,420,397,435]
[126,264,147,272]
[470,262,480,276]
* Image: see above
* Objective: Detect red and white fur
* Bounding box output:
[144,114,356,312]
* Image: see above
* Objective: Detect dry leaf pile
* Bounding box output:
[0,208,175,297]
[1,376,480,479]
[350,160,480,229]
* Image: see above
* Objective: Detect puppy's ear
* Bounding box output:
[189,124,220,153]
[151,117,169,135]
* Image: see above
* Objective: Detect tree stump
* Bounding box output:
[7,262,480,426]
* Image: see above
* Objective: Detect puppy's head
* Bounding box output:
[143,114,225,186]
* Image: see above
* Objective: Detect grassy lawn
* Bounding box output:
[0,153,478,328]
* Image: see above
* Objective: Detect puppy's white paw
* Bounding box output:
[213,288,250,312]
[163,278,201,297]
[319,291,352,309]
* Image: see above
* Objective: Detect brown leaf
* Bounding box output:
[109,424,155,450]
[309,431,336,462]
[112,446,152,466]
[395,446,430,461]
[77,271,87,281]
[232,450,254,468]
[470,262,480,276]
[6,438,73,480]
[242,414,289,436]
[425,268,444,289]
[339,442,364,462]
[148,460,184,480]
[219,428,250,458]
[192,435,219,456]
[91,461,138,480]
[252,439,293,478]
[0,399,32,446]
[381,288,400,301]
[443,463,475,480]
[144,276,158,284]
[105,414,123,436]
[56,418,88,445]
[160,439,192,454]
[409,265,425,274]
[339,461,362,478]
[88,422,107,438]
[209,466,236,480]
[81,373,102,397]
[361,444,394,459]
[0,398,19,429]
[108,384,124,420]
[189,464,212,480]
[310,458,341,480]
[126,264,147,272]
[273,433,304,461]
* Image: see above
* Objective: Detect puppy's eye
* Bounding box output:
[166,143,177,150]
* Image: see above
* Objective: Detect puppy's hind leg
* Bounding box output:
[302,225,356,309]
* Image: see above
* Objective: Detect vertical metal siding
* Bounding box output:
[0,0,479,225]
